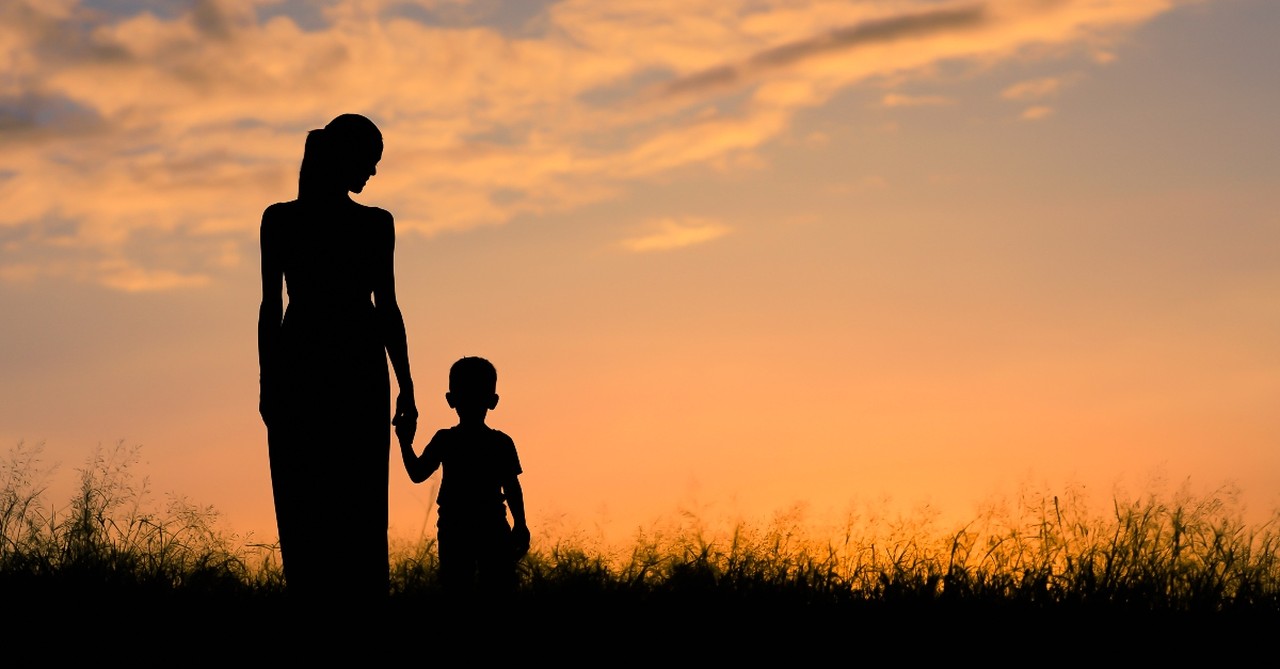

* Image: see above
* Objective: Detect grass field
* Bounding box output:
[4,440,1277,667]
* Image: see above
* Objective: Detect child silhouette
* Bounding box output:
[399,356,529,597]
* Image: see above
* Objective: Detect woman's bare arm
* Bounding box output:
[372,209,417,434]
[257,205,285,428]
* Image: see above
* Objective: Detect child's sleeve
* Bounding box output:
[501,433,528,536]
[505,433,522,477]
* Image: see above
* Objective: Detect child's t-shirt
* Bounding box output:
[422,425,522,524]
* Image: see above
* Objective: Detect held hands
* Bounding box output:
[393,389,418,448]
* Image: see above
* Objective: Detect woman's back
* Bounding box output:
[265,199,391,312]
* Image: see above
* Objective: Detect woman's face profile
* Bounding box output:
[346,147,382,194]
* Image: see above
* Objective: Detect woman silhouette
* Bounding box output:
[258,113,417,601]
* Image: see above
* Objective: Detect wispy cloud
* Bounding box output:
[649,3,988,101]
[0,0,1196,289]
[1001,76,1067,101]
[97,262,211,293]
[1020,105,1055,120]
[618,217,731,253]
[882,93,955,107]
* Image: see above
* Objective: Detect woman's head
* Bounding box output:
[297,113,383,200]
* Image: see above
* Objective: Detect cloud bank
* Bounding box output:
[0,0,1191,290]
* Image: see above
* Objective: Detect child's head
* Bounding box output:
[446,356,499,424]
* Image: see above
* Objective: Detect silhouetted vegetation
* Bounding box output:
[4,440,1277,667]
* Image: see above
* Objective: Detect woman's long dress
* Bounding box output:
[265,199,392,600]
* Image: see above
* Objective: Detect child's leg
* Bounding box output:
[437,523,481,597]
[476,518,517,596]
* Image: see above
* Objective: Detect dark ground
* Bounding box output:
[6,587,1275,668]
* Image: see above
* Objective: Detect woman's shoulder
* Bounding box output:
[346,203,394,242]
[352,202,393,223]
[260,202,296,238]
[261,200,301,223]
[264,199,302,211]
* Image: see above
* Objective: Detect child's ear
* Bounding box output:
[488,393,499,410]
[445,391,456,408]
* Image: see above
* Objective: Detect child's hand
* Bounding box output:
[511,525,531,560]
[393,412,417,449]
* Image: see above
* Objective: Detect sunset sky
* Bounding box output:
[2,0,1278,549]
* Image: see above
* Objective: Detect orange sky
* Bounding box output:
[2,0,1278,549]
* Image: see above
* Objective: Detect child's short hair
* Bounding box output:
[450,356,498,395]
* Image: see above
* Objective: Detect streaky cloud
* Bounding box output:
[1001,76,1067,101]
[619,217,731,253]
[96,258,210,292]
[882,93,955,108]
[652,2,989,101]
[1020,105,1054,120]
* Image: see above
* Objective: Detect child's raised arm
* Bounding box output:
[401,429,444,483]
